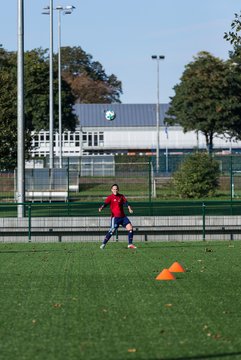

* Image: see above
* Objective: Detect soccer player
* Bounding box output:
[98,184,137,249]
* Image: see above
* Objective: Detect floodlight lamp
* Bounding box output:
[66,5,76,9]
[56,5,64,10]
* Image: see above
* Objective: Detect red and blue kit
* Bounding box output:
[101,193,131,232]
[99,191,135,248]
[103,193,128,218]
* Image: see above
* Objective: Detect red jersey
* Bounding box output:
[104,193,128,217]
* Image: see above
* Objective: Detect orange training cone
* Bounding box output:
[156,269,176,281]
[169,262,185,273]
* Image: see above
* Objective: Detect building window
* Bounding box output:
[34,135,39,147]
[75,133,80,146]
[82,131,104,147]
[83,133,87,144]
[88,133,92,146]
[99,132,104,145]
[94,132,98,146]
[63,132,68,141]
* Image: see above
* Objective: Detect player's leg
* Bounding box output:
[124,218,137,249]
[100,218,118,249]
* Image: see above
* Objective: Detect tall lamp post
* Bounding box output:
[151,55,165,172]
[56,5,75,168]
[17,0,25,217]
[42,1,54,169]
[42,5,75,169]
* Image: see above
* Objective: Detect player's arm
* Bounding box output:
[98,196,110,212]
[123,195,133,214]
[98,203,107,212]
[127,205,133,214]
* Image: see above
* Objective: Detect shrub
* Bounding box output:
[173,152,220,198]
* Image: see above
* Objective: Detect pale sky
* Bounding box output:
[0,0,240,103]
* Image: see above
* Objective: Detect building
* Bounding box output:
[31,103,237,158]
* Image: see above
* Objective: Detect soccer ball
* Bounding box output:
[105,110,116,121]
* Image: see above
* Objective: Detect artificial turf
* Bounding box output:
[0,240,241,360]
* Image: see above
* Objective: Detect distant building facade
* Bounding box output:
[31,103,237,158]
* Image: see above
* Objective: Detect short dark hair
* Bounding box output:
[111,183,119,190]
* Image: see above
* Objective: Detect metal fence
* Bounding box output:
[0,199,241,217]
[0,201,241,242]
[1,154,241,202]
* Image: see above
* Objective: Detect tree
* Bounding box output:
[0,45,122,169]
[173,153,220,199]
[0,48,31,169]
[223,12,241,141]
[224,12,241,49]
[25,48,77,131]
[165,51,241,152]
[60,46,122,103]
[0,47,77,169]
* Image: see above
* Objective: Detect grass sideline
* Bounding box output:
[0,241,241,360]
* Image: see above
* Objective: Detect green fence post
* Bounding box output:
[28,204,31,242]
[148,158,153,216]
[202,202,206,241]
[67,157,70,216]
[148,159,151,202]
[148,158,152,203]
[230,155,233,215]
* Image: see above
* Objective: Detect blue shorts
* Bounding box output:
[109,216,131,233]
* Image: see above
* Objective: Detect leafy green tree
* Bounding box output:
[60,46,122,103]
[0,48,31,169]
[166,51,241,152]
[173,153,220,199]
[0,45,122,169]
[223,12,241,141]
[25,48,77,131]
[224,12,241,48]
[0,47,77,169]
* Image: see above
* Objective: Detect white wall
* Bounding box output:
[102,127,236,151]
[31,126,240,158]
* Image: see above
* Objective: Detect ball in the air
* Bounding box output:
[105,110,116,121]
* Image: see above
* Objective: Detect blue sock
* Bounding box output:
[103,231,112,245]
[128,230,133,244]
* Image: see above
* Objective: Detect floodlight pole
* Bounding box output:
[49,0,54,169]
[151,55,165,172]
[17,0,25,217]
[57,9,62,168]
[42,5,75,169]
[57,6,75,168]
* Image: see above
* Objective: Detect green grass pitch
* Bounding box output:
[1,241,241,360]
